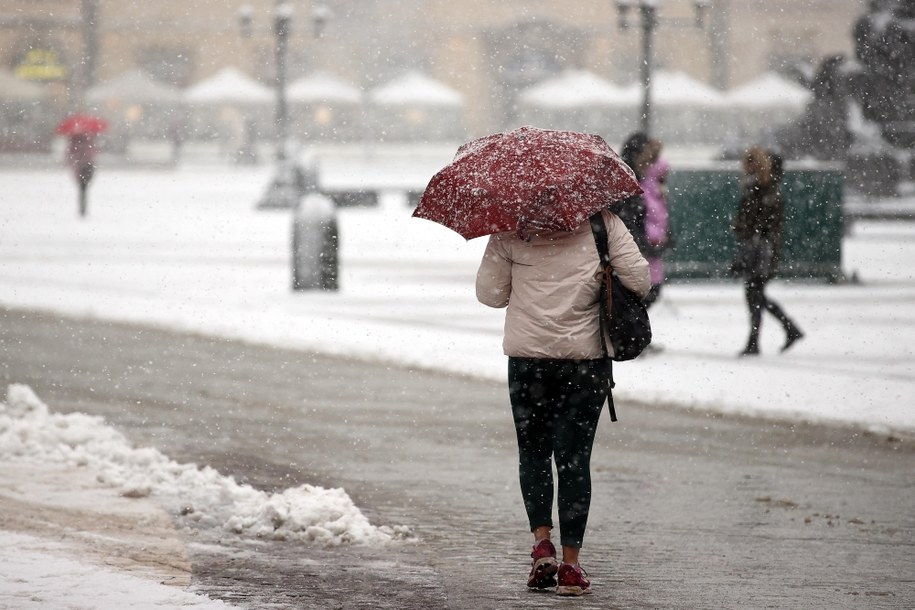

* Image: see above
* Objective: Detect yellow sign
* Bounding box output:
[15,49,67,81]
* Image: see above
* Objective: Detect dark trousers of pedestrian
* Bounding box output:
[76,163,94,217]
[508,357,608,549]
[743,278,799,350]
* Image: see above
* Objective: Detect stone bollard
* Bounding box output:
[291,193,339,291]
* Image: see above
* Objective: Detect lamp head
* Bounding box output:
[694,0,710,28]
[312,4,333,38]
[615,0,634,30]
[275,1,293,34]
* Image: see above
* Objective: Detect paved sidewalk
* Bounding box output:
[3,308,914,609]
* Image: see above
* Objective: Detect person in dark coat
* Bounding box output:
[615,132,652,254]
[66,133,97,218]
[731,146,804,356]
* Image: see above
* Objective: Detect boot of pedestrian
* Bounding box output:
[739,337,760,357]
[781,325,804,353]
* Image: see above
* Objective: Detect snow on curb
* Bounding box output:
[0,384,411,546]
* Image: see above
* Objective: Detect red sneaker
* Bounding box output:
[556,562,591,596]
[527,539,558,589]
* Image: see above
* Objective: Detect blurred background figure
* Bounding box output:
[66,133,97,218]
[640,139,671,308]
[56,112,107,218]
[730,146,804,356]
[617,132,670,309]
[168,116,186,165]
[615,132,652,251]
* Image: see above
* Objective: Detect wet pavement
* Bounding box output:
[2,307,914,609]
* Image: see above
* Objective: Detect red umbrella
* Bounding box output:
[55,113,109,136]
[414,126,642,240]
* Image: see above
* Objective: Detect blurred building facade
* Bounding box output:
[1,0,864,144]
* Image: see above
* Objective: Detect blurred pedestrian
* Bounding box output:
[66,133,97,218]
[476,208,649,596]
[616,133,673,308]
[640,141,672,308]
[730,146,804,356]
[614,133,652,254]
[168,116,186,165]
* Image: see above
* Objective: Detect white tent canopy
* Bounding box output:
[0,70,48,101]
[652,70,726,106]
[518,70,639,108]
[723,72,812,143]
[184,67,272,105]
[515,70,638,146]
[369,71,462,106]
[648,71,728,145]
[288,71,361,104]
[726,72,812,108]
[87,70,183,105]
[0,70,50,153]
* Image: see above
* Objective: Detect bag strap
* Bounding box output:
[590,212,612,268]
[589,212,617,422]
[589,212,611,358]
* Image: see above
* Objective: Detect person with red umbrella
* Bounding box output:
[416,126,651,596]
[56,113,107,218]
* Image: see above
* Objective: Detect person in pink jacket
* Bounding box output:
[476,209,649,596]
[641,152,671,307]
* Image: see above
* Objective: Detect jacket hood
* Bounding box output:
[518,213,597,242]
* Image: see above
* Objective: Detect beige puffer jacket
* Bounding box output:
[476,210,650,360]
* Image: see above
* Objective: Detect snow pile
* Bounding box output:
[0,384,409,546]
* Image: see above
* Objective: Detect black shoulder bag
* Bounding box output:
[589,212,653,420]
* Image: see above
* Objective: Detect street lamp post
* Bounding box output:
[78,0,99,107]
[239,2,330,209]
[273,2,291,168]
[615,0,709,136]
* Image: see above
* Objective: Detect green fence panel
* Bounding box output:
[664,166,844,282]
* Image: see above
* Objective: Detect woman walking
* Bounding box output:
[476,208,649,595]
[731,147,804,356]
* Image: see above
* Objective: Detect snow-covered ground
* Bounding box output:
[1,163,914,607]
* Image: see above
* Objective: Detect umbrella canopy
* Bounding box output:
[55,113,109,136]
[414,126,641,240]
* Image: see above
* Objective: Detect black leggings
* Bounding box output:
[508,357,609,549]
